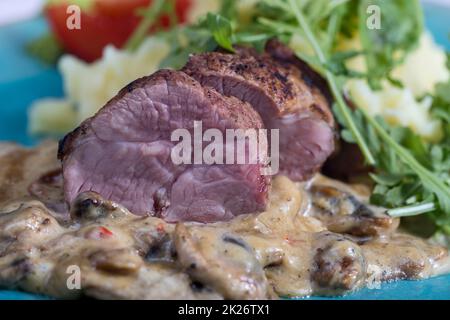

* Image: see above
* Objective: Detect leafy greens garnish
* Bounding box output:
[358,0,423,89]
[158,0,450,235]
[286,0,449,220]
[203,13,235,53]
[125,0,167,51]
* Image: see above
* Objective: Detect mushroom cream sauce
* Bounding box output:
[0,142,449,299]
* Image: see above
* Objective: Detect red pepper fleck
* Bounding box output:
[284,235,294,245]
[98,226,114,238]
[156,223,165,233]
[283,235,305,245]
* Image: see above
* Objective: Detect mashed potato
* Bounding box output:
[346,81,441,140]
[29,98,78,135]
[342,32,448,141]
[392,33,449,97]
[29,37,169,135]
[60,37,169,122]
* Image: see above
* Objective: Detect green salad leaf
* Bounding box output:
[203,13,235,52]
[125,0,167,51]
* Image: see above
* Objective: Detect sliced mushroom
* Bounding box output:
[311,231,366,295]
[309,185,399,237]
[70,191,126,221]
[89,248,143,275]
[0,202,64,245]
[173,224,274,299]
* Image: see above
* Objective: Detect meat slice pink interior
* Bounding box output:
[58,70,269,223]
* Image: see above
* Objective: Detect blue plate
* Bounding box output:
[0,4,449,300]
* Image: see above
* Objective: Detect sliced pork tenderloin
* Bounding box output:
[183,41,335,181]
[58,69,269,223]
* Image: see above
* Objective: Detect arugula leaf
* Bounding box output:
[284,0,450,232]
[219,0,238,20]
[342,108,450,223]
[125,0,167,51]
[158,11,241,70]
[203,13,235,53]
[326,51,366,78]
[388,202,436,218]
[358,0,423,89]
[286,0,376,165]
[158,26,217,69]
[432,80,450,138]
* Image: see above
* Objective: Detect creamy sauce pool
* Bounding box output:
[0,142,448,299]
